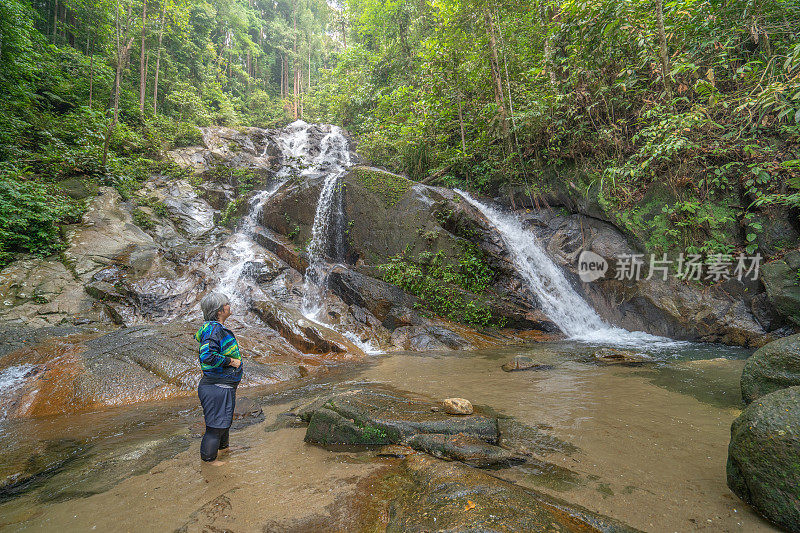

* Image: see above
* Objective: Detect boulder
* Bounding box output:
[327,267,418,324]
[390,325,473,351]
[379,454,640,532]
[250,298,365,356]
[502,355,548,372]
[300,385,499,446]
[442,397,473,415]
[591,348,652,365]
[762,251,800,325]
[741,333,800,403]
[727,386,800,531]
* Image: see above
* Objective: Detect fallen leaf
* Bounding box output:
[465,500,476,511]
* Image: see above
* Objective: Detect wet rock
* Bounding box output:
[0,256,96,327]
[502,355,547,372]
[380,454,640,532]
[741,333,800,403]
[377,444,416,458]
[140,179,216,238]
[63,188,159,283]
[390,325,473,351]
[590,348,652,365]
[328,267,418,325]
[252,229,308,273]
[250,299,364,356]
[727,386,800,531]
[300,385,499,447]
[762,251,800,326]
[1,323,304,418]
[406,433,523,468]
[442,397,473,415]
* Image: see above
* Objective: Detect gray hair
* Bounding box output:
[200,292,230,321]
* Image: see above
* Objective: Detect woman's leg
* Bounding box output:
[218,427,230,450]
[200,426,226,461]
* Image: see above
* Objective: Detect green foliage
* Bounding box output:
[378,247,504,327]
[0,167,81,266]
[220,197,244,227]
[131,207,156,229]
[353,166,411,207]
[136,195,169,218]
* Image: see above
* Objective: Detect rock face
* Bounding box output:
[521,209,774,347]
[727,386,800,531]
[741,333,800,404]
[0,323,314,418]
[762,250,800,326]
[378,454,640,532]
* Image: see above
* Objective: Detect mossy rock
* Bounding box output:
[379,454,641,532]
[727,386,800,531]
[741,333,800,403]
[351,166,411,208]
[762,250,800,325]
[301,384,499,449]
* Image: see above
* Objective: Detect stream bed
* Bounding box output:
[0,340,779,532]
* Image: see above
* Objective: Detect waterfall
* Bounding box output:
[458,191,679,347]
[217,121,314,308]
[301,126,352,318]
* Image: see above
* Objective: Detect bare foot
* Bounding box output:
[205,459,226,466]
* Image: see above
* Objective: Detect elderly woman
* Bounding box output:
[195,292,243,464]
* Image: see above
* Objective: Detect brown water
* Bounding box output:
[0,341,780,532]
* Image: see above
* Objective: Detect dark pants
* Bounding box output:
[200,426,230,462]
[198,380,237,462]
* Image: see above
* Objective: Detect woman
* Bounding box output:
[195,292,243,464]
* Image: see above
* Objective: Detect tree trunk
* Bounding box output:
[292,5,298,120]
[104,0,135,167]
[655,0,673,102]
[52,0,58,42]
[457,89,466,153]
[89,38,94,108]
[139,0,148,114]
[153,0,166,114]
[483,9,509,147]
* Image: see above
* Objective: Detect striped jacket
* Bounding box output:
[195,321,243,384]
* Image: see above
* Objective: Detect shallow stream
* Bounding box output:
[0,340,778,532]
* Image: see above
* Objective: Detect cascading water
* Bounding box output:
[301,126,352,318]
[216,121,314,309]
[458,191,680,348]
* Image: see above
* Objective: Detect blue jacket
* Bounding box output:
[195,321,243,384]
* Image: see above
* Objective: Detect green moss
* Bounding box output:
[219,197,244,227]
[353,166,411,208]
[135,196,169,217]
[131,207,155,229]
[378,247,506,328]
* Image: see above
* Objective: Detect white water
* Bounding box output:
[301,126,352,318]
[0,364,34,421]
[217,121,315,309]
[458,191,680,348]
